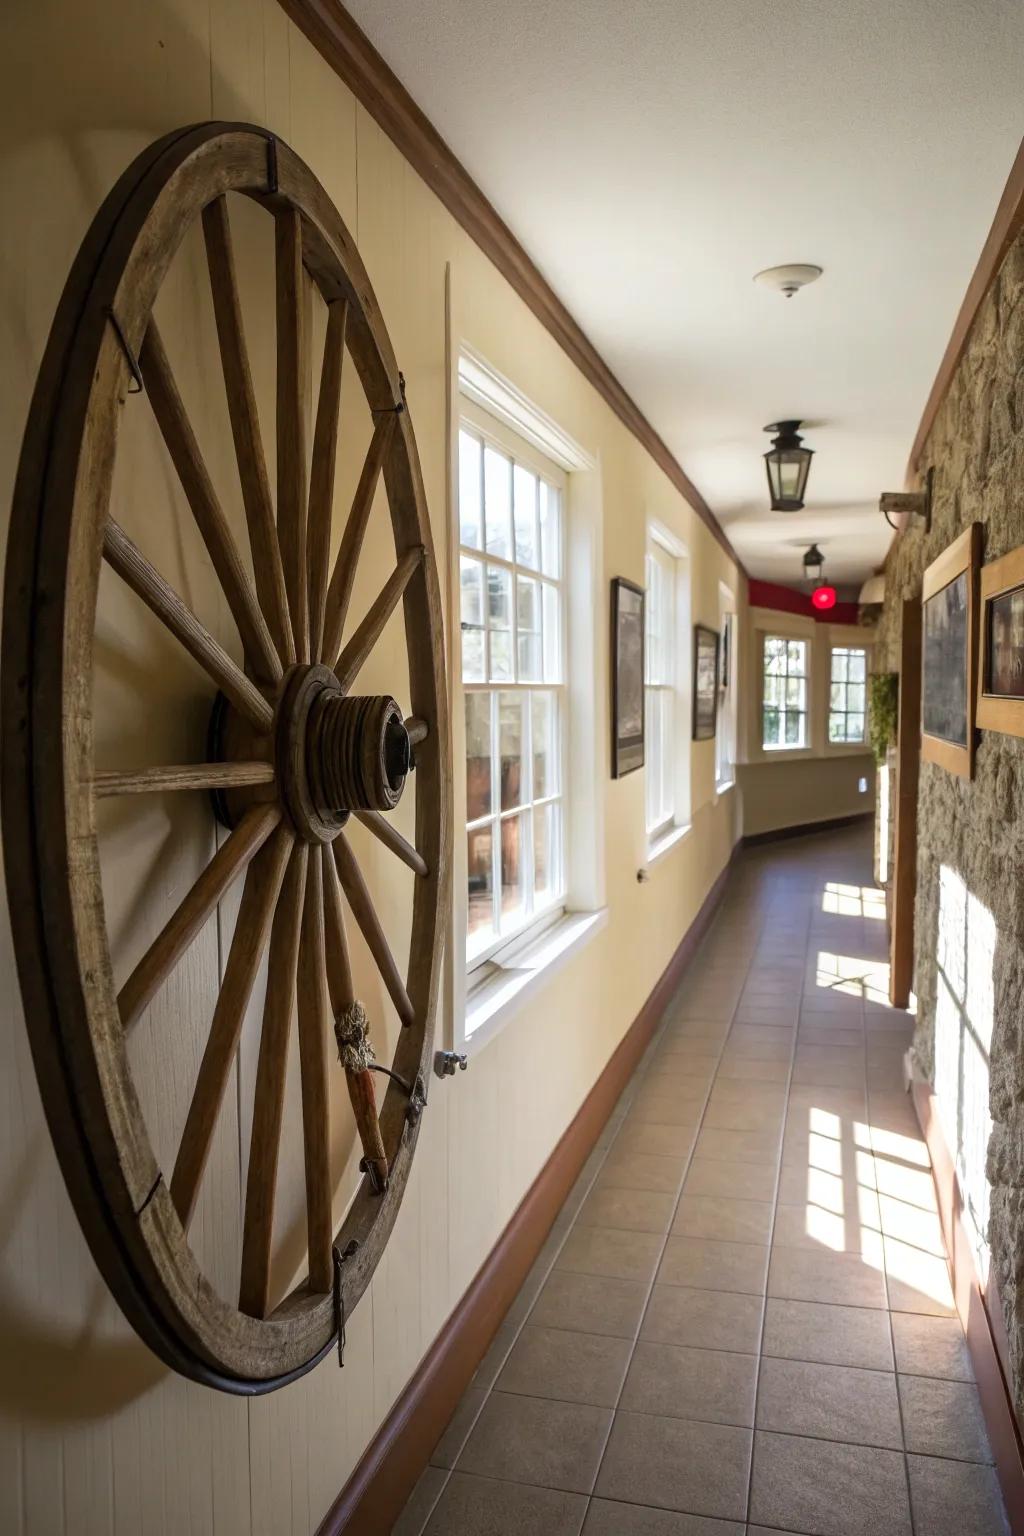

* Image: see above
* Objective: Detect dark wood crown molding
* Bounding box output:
[276,0,742,572]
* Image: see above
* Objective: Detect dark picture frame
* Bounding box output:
[921,524,980,779]
[977,541,1024,740]
[611,577,645,777]
[693,624,720,741]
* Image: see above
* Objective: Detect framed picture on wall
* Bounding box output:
[921,523,980,778]
[611,577,645,777]
[977,541,1024,739]
[693,624,720,740]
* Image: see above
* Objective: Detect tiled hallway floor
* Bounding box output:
[395,826,1009,1536]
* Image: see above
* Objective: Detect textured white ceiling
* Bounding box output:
[345,0,1024,583]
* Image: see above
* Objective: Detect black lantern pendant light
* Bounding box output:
[764,420,813,511]
[802,543,824,583]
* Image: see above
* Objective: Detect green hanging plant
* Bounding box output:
[869,673,898,765]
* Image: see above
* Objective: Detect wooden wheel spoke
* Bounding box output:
[118,803,280,1030]
[276,208,310,661]
[321,413,394,668]
[297,850,333,1292]
[332,832,414,1026]
[239,842,308,1319]
[170,824,293,1228]
[203,195,295,668]
[140,321,281,685]
[355,809,427,877]
[307,299,348,664]
[322,843,355,1013]
[334,547,424,695]
[103,519,274,734]
[94,761,273,798]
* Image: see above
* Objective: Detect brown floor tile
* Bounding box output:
[640,1070,712,1100]
[762,1298,893,1370]
[599,1151,686,1193]
[456,1392,611,1494]
[662,1018,732,1041]
[767,1246,887,1309]
[617,1121,698,1158]
[792,1059,866,1088]
[577,1185,675,1234]
[672,1194,773,1244]
[626,1094,704,1128]
[884,1236,956,1316]
[694,1128,781,1165]
[584,1501,743,1535]
[756,1356,902,1448]
[620,1341,757,1425]
[891,1312,974,1381]
[431,1387,489,1467]
[716,1057,789,1084]
[496,1325,631,1408]
[595,1412,752,1521]
[640,1284,763,1353]
[898,1374,993,1462]
[555,1224,664,1283]
[749,1430,912,1536]
[771,1200,867,1253]
[529,1269,648,1338]
[906,1454,1008,1536]
[659,1235,768,1294]
[393,1466,447,1536]
[684,1156,777,1201]
[423,1472,587,1535]
[701,1098,784,1134]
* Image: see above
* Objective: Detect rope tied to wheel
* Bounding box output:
[334,1000,389,1196]
[334,999,376,1072]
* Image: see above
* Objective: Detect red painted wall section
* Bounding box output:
[748,577,860,626]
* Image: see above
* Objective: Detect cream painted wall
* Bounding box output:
[0,3,740,1532]
[736,602,876,837]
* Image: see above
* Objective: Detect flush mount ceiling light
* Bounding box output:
[764,421,814,511]
[753,263,823,298]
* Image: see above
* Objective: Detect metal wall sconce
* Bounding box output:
[764,420,814,511]
[880,467,933,533]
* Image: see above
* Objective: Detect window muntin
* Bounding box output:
[645,541,676,838]
[762,635,808,749]
[829,646,867,743]
[716,608,735,787]
[459,426,565,965]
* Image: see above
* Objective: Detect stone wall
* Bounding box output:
[876,228,1024,1412]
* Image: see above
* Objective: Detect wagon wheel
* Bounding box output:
[2,123,450,1392]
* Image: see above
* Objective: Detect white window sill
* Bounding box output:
[647,822,692,866]
[462,907,609,1056]
[714,778,736,800]
[757,747,813,763]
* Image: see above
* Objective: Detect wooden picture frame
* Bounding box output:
[693,624,720,741]
[977,542,1024,739]
[611,577,645,777]
[921,523,980,779]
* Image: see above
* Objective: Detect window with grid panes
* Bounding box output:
[829,646,867,743]
[762,635,808,749]
[645,540,676,837]
[458,425,565,964]
[716,608,735,786]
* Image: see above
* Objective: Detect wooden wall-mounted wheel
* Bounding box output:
[2,123,450,1392]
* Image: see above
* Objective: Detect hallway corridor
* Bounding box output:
[395,826,1007,1536]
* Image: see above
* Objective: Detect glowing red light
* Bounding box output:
[812,585,836,611]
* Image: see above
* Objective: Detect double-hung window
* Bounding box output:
[458,418,565,965]
[762,636,808,749]
[716,604,735,788]
[645,540,676,839]
[829,646,867,743]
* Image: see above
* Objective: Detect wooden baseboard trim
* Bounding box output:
[741,810,873,848]
[316,840,742,1535]
[910,1071,1024,1533]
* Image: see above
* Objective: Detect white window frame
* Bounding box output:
[645,523,691,856]
[458,402,568,972]
[715,584,736,791]
[762,633,810,752]
[448,348,605,1058]
[828,644,868,746]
